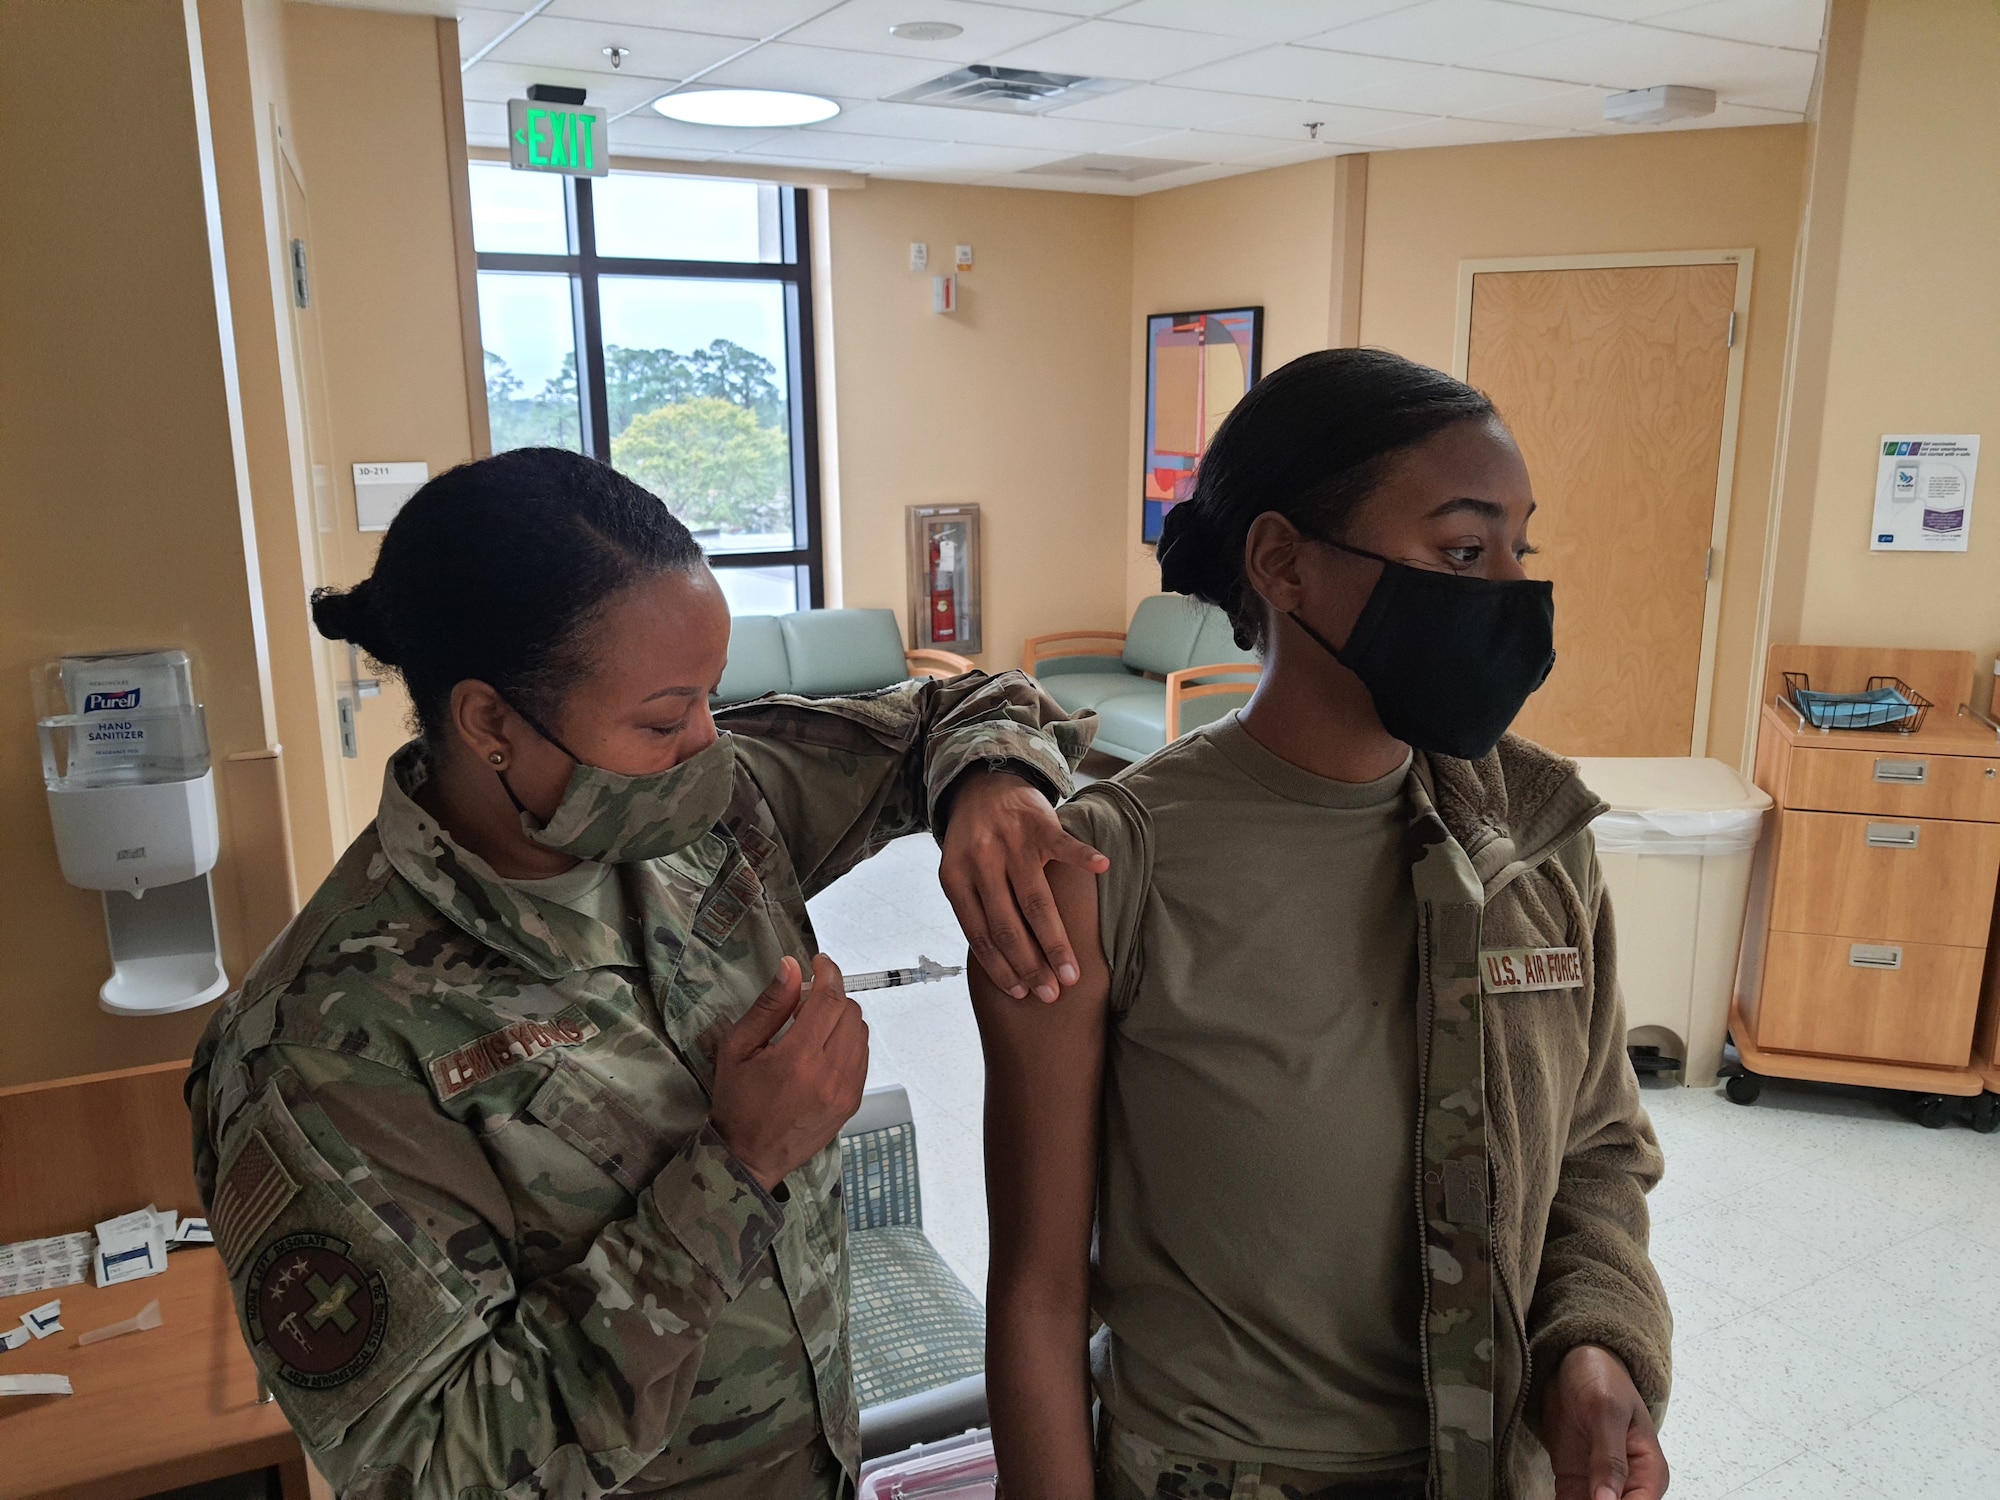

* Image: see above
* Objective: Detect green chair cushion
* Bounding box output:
[848,1227,986,1410]
[1042,670,1149,715]
[1090,686,1171,761]
[1120,595,1205,677]
[782,609,908,696]
[714,614,790,704]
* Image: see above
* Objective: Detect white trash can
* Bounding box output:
[1572,757,1773,1087]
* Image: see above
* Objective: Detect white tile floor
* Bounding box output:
[810,834,2000,1500]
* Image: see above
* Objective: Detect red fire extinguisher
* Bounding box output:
[929,533,957,644]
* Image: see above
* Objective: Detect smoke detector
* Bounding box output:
[1604,85,1717,125]
[887,64,1124,113]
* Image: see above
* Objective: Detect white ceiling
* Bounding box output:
[326,0,1827,194]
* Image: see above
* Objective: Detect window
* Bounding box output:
[469,164,823,612]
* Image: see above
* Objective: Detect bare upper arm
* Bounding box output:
[971,857,1108,1293]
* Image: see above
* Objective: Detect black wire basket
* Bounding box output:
[1781,672,1931,734]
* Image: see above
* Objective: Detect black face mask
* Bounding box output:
[1289,541,1555,761]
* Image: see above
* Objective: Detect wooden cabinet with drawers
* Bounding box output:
[1735,646,2000,1110]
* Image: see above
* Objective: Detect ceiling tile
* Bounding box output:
[979,0,1136,13]
[542,0,831,35]
[1357,113,1551,147]
[1632,98,1803,129]
[486,17,745,79]
[883,140,1078,171]
[698,38,960,95]
[1487,0,1691,17]
[454,7,521,58]
[1648,0,1826,51]
[724,129,938,164]
[812,99,1164,149]
[1167,42,1409,97]
[606,112,784,154]
[985,17,1262,79]
[1351,63,1588,113]
[1200,95,1436,139]
[1099,0,1425,42]
[1043,82,1303,130]
[1483,21,1818,105]
[463,62,686,116]
[1303,0,1612,68]
[780,0,1081,61]
[1459,83,1615,128]
[463,99,512,146]
[1118,127,1360,161]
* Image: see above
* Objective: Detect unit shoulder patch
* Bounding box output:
[1478,946,1584,994]
[245,1230,390,1390]
[427,1005,601,1100]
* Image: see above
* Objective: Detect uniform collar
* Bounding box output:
[375,741,637,980]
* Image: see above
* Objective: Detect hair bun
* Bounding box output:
[1155,501,1211,596]
[310,581,399,665]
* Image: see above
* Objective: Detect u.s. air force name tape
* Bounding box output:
[1479,946,1583,994]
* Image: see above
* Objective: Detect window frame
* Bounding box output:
[475,175,825,609]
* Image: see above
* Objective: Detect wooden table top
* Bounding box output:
[0,1250,302,1500]
[1761,699,2000,754]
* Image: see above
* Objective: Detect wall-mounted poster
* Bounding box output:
[1142,307,1263,544]
[1870,434,1980,551]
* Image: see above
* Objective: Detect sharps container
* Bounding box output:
[1572,758,1773,1087]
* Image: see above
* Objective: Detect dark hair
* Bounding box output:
[311,447,703,743]
[1156,347,1496,649]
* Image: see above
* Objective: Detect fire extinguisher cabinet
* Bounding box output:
[906,504,982,656]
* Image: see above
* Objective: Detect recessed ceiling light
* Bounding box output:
[652,89,840,128]
[890,21,965,41]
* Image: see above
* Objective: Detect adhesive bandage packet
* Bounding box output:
[0,1232,94,1298]
[22,1300,61,1339]
[93,1206,169,1287]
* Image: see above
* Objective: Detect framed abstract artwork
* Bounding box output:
[1142,306,1263,544]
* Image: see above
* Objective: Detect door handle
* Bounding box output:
[1865,823,1921,848]
[1849,943,1903,970]
[1873,758,1927,784]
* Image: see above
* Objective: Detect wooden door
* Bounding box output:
[1466,263,1737,756]
[280,152,410,845]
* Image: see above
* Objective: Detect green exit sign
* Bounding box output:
[508,98,608,177]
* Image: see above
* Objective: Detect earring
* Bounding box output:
[488,752,506,766]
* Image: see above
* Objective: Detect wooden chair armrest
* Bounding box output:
[1164,662,1263,740]
[905,648,975,679]
[1021,629,1127,675]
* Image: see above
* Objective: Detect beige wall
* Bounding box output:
[282,2,480,835]
[1123,159,1348,613]
[825,180,1134,672]
[0,0,274,1084]
[1358,126,1807,766]
[1782,0,2000,708]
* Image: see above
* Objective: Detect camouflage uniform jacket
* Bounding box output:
[1408,736,1671,1500]
[186,673,1089,1500]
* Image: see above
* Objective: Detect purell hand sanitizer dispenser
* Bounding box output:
[36,649,228,1015]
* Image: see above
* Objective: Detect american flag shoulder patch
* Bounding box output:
[213,1128,300,1273]
[427,1006,601,1101]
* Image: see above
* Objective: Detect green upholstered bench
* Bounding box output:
[839,1086,987,1459]
[1023,596,1260,762]
[714,608,972,707]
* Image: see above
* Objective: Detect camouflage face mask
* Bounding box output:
[514,730,738,864]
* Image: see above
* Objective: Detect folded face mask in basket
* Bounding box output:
[1791,686,1915,730]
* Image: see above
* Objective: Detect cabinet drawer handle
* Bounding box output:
[1873,758,1928,784]
[1865,823,1921,848]
[1849,943,1903,970]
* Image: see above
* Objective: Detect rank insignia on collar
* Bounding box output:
[246,1231,390,1390]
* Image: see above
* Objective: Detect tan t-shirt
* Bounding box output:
[1059,714,1429,1472]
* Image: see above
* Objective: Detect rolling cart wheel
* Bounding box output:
[1913,1094,1956,1130]
[1970,1093,2000,1135]
[1725,1072,1762,1105]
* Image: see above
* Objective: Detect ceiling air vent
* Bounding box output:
[1020,154,1201,182]
[887,65,1123,114]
